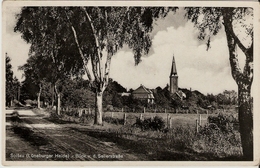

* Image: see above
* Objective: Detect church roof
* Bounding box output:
[170,55,177,76]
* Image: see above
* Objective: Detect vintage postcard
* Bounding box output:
[2,0,260,166]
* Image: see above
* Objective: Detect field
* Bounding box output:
[103,112,209,128]
[6,107,242,161]
[53,107,242,160]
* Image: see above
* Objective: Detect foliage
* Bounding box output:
[135,116,165,131]
[207,113,238,133]
[5,53,20,106]
[61,78,95,108]
[103,116,124,125]
[185,7,253,159]
[112,94,123,108]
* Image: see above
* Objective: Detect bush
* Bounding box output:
[103,116,124,125]
[207,113,237,133]
[134,116,165,131]
[194,125,242,157]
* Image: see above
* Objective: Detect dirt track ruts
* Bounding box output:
[6,109,141,161]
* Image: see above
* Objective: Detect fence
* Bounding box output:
[58,107,237,133]
[104,107,213,114]
[103,111,210,130]
[59,105,218,115]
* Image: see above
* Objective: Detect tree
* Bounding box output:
[185,7,253,160]
[15,7,176,124]
[6,53,14,107]
[15,7,83,114]
[19,55,50,108]
[64,7,175,125]
[223,90,238,105]
[5,53,20,107]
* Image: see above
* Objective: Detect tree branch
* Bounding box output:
[64,9,93,83]
[243,43,253,85]
[222,8,248,55]
[222,7,253,85]
[90,53,100,84]
[80,7,103,84]
[102,51,112,92]
[223,23,243,83]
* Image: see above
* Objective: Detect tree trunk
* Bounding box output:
[37,93,41,108]
[54,84,61,115]
[238,83,253,160]
[37,84,42,109]
[51,84,55,107]
[94,91,103,125]
[223,9,253,160]
[56,93,61,115]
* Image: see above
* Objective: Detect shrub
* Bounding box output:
[151,116,166,131]
[134,116,165,131]
[106,105,114,111]
[207,113,236,133]
[194,125,242,157]
[103,116,124,125]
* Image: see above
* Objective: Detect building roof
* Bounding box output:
[132,84,155,99]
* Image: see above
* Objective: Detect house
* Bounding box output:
[132,84,155,104]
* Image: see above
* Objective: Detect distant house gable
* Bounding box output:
[132,84,154,104]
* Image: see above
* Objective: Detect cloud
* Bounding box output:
[4,6,30,80]
[110,21,239,94]
[5,7,247,95]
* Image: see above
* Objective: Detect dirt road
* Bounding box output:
[5,109,143,161]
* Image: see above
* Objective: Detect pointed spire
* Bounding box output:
[170,54,177,76]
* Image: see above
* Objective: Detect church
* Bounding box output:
[169,55,186,100]
[132,54,186,103]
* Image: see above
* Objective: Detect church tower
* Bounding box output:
[170,55,178,94]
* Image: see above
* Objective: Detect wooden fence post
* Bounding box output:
[199,114,202,126]
[140,114,143,120]
[169,118,172,129]
[165,109,167,113]
[167,114,169,128]
[144,107,146,113]
[124,113,127,125]
[196,119,199,133]
[122,108,124,113]
[79,109,82,117]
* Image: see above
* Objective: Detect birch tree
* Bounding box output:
[19,54,47,108]
[185,7,254,160]
[15,7,82,114]
[15,6,175,124]
[64,7,174,125]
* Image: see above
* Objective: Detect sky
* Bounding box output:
[4,7,250,95]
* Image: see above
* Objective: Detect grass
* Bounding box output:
[43,108,242,160]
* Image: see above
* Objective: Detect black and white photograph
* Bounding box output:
[2,1,259,165]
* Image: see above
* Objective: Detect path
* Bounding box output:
[5,109,141,161]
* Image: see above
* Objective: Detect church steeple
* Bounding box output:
[170,55,177,76]
[169,54,178,94]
